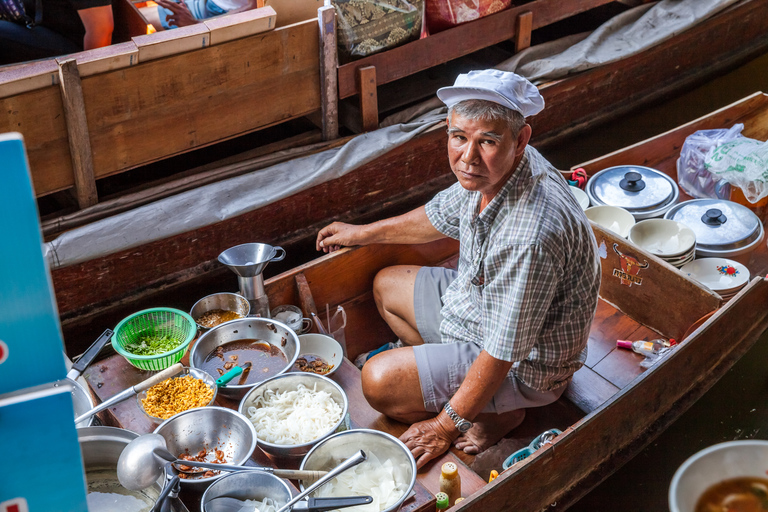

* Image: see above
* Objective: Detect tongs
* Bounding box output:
[205,496,372,512]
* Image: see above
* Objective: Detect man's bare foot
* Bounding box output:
[453,409,526,455]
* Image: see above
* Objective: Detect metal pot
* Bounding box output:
[586,165,679,220]
[189,317,300,400]
[62,329,114,428]
[664,199,765,260]
[78,426,189,512]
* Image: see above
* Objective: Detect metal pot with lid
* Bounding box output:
[586,165,679,220]
[663,199,765,258]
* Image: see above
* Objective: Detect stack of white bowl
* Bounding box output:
[680,257,750,302]
[628,219,697,268]
[585,205,636,238]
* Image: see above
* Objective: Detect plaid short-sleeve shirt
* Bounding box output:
[425,146,601,392]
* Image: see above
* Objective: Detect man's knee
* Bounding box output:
[361,355,391,412]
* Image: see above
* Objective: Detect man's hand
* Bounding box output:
[316,222,365,253]
[399,413,458,469]
[156,0,198,27]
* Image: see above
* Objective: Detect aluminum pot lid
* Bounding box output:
[664,199,764,253]
[586,165,679,217]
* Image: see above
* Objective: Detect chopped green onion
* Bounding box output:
[124,332,182,356]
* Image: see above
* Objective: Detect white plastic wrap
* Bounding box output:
[676,124,743,199]
[705,137,768,204]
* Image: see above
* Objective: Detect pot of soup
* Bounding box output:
[189,317,300,399]
[78,426,189,512]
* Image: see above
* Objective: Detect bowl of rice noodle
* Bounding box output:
[200,469,292,512]
[238,372,349,458]
[299,429,417,512]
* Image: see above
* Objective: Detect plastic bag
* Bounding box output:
[676,124,743,199]
[705,137,768,204]
[425,0,512,34]
[328,305,348,358]
[333,0,423,63]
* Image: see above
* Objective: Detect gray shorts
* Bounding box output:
[412,266,565,414]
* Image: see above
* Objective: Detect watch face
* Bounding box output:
[457,421,472,433]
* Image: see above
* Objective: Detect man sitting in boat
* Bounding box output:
[316,69,601,467]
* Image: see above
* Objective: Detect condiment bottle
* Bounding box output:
[455,497,465,505]
[436,492,450,511]
[440,462,461,507]
[616,339,668,357]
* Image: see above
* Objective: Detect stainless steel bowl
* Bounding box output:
[200,470,293,512]
[189,292,250,331]
[238,372,349,458]
[299,429,417,512]
[137,366,218,424]
[189,317,300,400]
[154,406,258,491]
[78,426,190,512]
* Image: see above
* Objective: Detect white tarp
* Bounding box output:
[44,110,446,269]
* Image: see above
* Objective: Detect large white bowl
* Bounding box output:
[629,219,696,257]
[669,440,768,512]
[585,205,636,238]
[569,186,590,210]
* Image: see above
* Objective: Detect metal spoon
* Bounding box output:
[152,445,328,481]
[118,434,168,491]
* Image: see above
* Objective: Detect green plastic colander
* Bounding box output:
[112,308,196,371]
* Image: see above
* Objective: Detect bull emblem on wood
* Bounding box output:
[613,243,649,287]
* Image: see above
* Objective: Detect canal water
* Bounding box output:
[542,51,768,511]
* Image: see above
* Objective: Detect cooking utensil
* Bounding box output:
[154,406,258,490]
[206,495,373,512]
[586,165,679,219]
[190,292,251,330]
[189,318,300,400]
[300,430,417,512]
[310,312,328,335]
[152,445,328,480]
[118,433,168,491]
[151,471,180,512]
[277,450,367,512]
[67,328,114,428]
[75,362,184,424]
[238,373,349,458]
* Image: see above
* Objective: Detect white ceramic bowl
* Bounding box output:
[294,333,344,377]
[681,258,750,293]
[669,440,768,512]
[629,219,696,257]
[585,205,636,238]
[569,186,590,210]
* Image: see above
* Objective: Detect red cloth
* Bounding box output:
[425,0,512,34]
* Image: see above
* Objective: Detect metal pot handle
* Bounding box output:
[68,328,113,380]
[272,246,286,262]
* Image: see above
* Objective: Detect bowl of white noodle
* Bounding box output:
[200,470,292,512]
[238,372,349,458]
[299,429,417,512]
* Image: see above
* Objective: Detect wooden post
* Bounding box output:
[295,272,318,317]
[514,11,533,53]
[318,6,339,141]
[358,65,378,132]
[58,59,98,209]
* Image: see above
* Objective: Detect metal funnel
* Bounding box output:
[218,243,285,278]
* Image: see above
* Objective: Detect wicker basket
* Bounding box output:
[112,308,196,371]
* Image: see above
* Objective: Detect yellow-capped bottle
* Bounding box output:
[440,462,461,507]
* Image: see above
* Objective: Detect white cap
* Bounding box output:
[437,69,544,117]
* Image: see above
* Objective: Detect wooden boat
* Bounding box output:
[83,92,768,510]
[50,0,768,342]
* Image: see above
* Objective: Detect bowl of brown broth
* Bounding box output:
[669,440,768,512]
[189,318,300,399]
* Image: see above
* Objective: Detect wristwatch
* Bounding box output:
[443,401,473,433]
